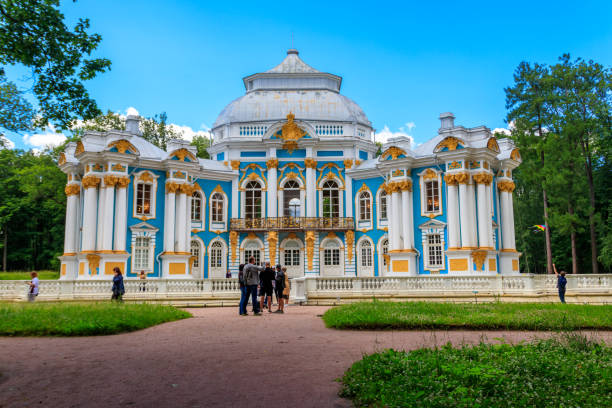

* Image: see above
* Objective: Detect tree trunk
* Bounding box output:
[568,204,579,274]
[580,140,599,274]
[2,229,6,272]
[540,150,553,274]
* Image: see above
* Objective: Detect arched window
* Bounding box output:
[425,179,440,213]
[379,191,388,220]
[359,192,371,221]
[191,192,202,222]
[322,180,339,218]
[283,180,301,217]
[211,192,224,223]
[323,240,341,266]
[382,239,389,266]
[190,240,200,268]
[283,240,300,266]
[135,183,152,216]
[360,240,373,267]
[245,181,262,219]
[210,241,223,268]
[244,241,262,265]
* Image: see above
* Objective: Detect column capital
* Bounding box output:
[473,172,493,185]
[230,160,241,170]
[266,158,279,169]
[444,173,458,186]
[304,158,317,169]
[399,180,412,192]
[343,159,353,169]
[166,182,180,194]
[497,180,516,192]
[64,184,80,196]
[116,176,131,189]
[103,175,119,187]
[81,175,100,189]
[455,172,470,185]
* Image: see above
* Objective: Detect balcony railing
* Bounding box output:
[230,217,354,231]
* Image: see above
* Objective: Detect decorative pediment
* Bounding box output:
[108,139,139,155]
[129,221,159,233]
[418,218,447,230]
[487,137,500,153]
[58,152,67,165]
[510,148,521,161]
[75,141,85,155]
[434,136,465,152]
[168,148,197,162]
[418,168,440,180]
[381,146,407,161]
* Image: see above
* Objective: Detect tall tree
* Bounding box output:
[0,0,111,128]
[140,112,182,150]
[191,134,210,159]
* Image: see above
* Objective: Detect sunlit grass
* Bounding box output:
[0,270,59,280]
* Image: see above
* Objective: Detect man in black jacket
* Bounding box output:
[244,257,265,315]
[259,262,276,313]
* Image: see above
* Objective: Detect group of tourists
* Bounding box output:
[238,256,290,316]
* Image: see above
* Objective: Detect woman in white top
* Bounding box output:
[28,272,39,302]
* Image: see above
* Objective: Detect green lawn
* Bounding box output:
[0,302,191,336]
[340,335,611,408]
[0,270,59,280]
[323,301,612,331]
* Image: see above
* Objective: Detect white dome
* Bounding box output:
[212,50,371,130]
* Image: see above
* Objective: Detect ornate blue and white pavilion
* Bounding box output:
[58,49,521,280]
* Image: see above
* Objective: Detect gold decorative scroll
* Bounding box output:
[58,152,67,165]
[392,169,404,177]
[472,172,493,185]
[108,139,138,154]
[486,137,500,152]
[497,180,516,193]
[169,148,196,162]
[280,112,306,153]
[229,231,238,263]
[268,231,278,263]
[435,136,463,152]
[305,231,315,271]
[444,174,458,186]
[116,177,131,189]
[230,160,241,170]
[266,158,279,169]
[213,184,225,193]
[472,250,487,271]
[345,230,354,262]
[75,141,85,155]
[111,163,126,172]
[355,160,362,166]
[398,180,412,192]
[103,175,118,187]
[86,254,100,274]
[423,168,438,180]
[138,171,155,183]
[166,182,180,194]
[81,175,100,189]
[381,146,406,160]
[64,184,80,196]
[189,256,197,270]
[343,159,353,169]
[510,148,521,161]
[454,172,470,185]
[304,158,317,168]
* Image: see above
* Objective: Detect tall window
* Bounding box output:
[190,240,200,267]
[426,234,443,268]
[322,180,339,218]
[283,180,301,217]
[360,240,373,267]
[284,241,300,266]
[210,241,223,268]
[380,191,388,220]
[244,242,261,265]
[359,192,371,221]
[323,241,341,266]
[136,183,152,215]
[425,180,440,213]
[245,181,262,218]
[211,193,224,222]
[382,239,389,266]
[191,192,202,222]
[134,237,150,269]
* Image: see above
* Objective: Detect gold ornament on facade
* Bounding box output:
[103,175,118,187]
[435,136,463,152]
[381,146,406,160]
[268,231,278,262]
[497,180,516,192]
[108,139,138,154]
[230,160,241,170]
[444,174,458,186]
[305,231,315,271]
[86,254,100,273]
[345,230,354,262]
[111,163,126,172]
[75,141,85,155]
[229,231,238,262]
[138,171,155,183]
[472,172,493,185]
[399,180,412,192]
[58,152,67,165]
[81,175,100,189]
[280,112,307,153]
[423,168,438,180]
[343,159,353,169]
[165,182,180,194]
[64,184,80,196]
[91,163,103,172]
[510,148,521,161]
[304,158,317,168]
[454,172,470,184]
[266,158,279,169]
[213,184,225,194]
[486,137,500,152]
[392,169,404,177]
[355,160,362,166]
[472,250,487,271]
[169,148,196,162]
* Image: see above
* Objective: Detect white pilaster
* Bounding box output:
[176,189,187,253]
[164,189,176,252]
[231,178,238,219]
[345,173,353,218]
[500,191,515,250]
[391,190,401,250]
[81,178,99,252]
[401,188,413,250]
[466,182,478,248]
[267,164,277,218]
[485,183,494,248]
[458,182,471,249]
[306,160,316,217]
[476,182,488,249]
[101,181,115,251]
[113,182,128,252]
[64,187,80,254]
[447,182,460,249]
[95,184,105,251]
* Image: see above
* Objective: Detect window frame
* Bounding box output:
[132,171,158,219]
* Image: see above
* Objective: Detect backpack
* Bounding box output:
[275,271,285,288]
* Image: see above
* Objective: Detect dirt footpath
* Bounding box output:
[1,305,610,408]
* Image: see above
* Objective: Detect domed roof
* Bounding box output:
[212,50,371,130]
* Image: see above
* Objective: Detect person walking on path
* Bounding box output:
[27,272,39,302]
[274,267,286,313]
[111,267,125,302]
[138,270,147,293]
[259,262,275,313]
[553,263,567,304]
[243,257,265,315]
[238,263,248,315]
[274,264,282,304]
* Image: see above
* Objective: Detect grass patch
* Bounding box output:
[323,301,612,331]
[0,302,191,336]
[0,270,59,280]
[340,335,612,407]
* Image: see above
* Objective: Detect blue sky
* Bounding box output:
[4,0,612,151]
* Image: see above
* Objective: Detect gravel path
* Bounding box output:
[1,305,610,408]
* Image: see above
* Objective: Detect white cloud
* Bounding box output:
[374,122,416,147]
[0,135,15,149]
[22,125,67,150]
[169,123,212,142]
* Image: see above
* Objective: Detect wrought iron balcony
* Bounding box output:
[230,217,354,232]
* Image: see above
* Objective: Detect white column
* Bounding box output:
[64,187,80,254]
[458,180,471,248]
[499,182,516,251]
[446,180,460,249]
[231,177,239,219]
[175,188,187,253]
[485,183,494,248]
[267,162,278,218]
[507,189,516,247]
[476,181,488,249]
[81,177,99,252]
[113,180,128,252]
[306,160,316,217]
[102,179,115,251]
[466,182,478,247]
[401,187,413,250]
[345,173,353,218]
[391,189,401,250]
[185,191,192,251]
[164,187,176,253]
[95,183,105,251]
